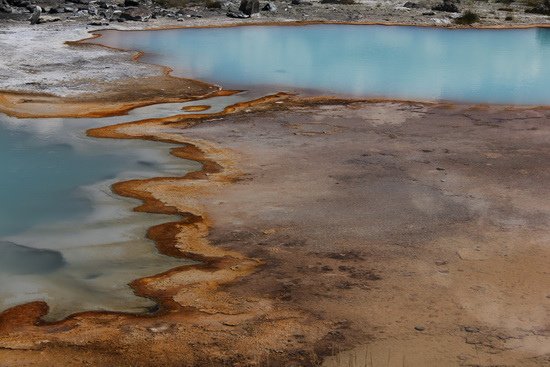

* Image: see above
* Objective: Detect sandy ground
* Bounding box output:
[0,14,549,367]
[0,96,548,366]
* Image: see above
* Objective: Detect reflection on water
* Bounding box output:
[536,27,550,48]
[0,93,251,321]
[0,241,65,275]
[95,25,550,104]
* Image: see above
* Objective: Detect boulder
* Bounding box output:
[239,0,259,15]
[29,5,41,24]
[119,6,151,21]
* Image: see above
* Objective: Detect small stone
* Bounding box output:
[435,260,448,266]
[262,2,277,11]
[148,324,170,333]
[414,325,425,331]
[464,326,479,333]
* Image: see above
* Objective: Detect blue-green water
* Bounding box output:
[0,94,248,320]
[95,25,550,105]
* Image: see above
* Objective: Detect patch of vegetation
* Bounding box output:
[495,0,514,4]
[524,0,550,14]
[522,0,542,7]
[505,14,514,19]
[454,10,481,24]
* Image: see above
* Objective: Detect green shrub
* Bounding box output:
[505,14,514,20]
[455,10,481,24]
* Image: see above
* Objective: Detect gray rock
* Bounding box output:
[414,325,426,331]
[29,5,41,24]
[88,19,109,25]
[119,6,151,21]
[88,4,98,15]
[239,0,259,15]
[262,1,276,11]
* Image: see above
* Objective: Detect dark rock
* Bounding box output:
[124,0,139,6]
[226,10,249,17]
[403,1,418,8]
[0,0,12,13]
[422,11,435,15]
[239,0,259,15]
[262,1,276,11]
[414,325,426,331]
[29,5,41,24]
[120,6,151,21]
[432,1,459,12]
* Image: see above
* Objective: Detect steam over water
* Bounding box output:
[95,25,550,105]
